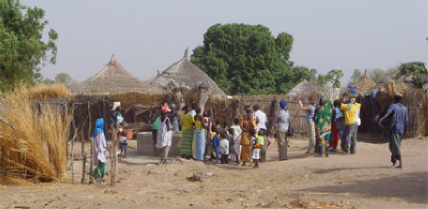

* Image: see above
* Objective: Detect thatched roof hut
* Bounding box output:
[285,80,321,99]
[354,71,376,94]
[72,54,162,95]
[149,49,226,99]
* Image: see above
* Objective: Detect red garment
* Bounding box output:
[330,121,340,148]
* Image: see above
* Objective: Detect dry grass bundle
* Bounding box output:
[109,92,165,109]
[0,84,73,183]
[29,83,70,99]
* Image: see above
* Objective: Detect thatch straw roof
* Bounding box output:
[354,72,376,94]
[149,49,226,98]
[72,54,162,95]
[285,80,321,99]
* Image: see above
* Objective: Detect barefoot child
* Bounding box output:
[251,129,264,168]
[119,131,127,159]
[228,128,239,163]
[219,131,230,164]
[210,127,221,163]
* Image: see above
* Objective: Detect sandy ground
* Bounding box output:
[0,134,427,209]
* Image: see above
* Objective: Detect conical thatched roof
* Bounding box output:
[354,71,376,94]
[286,80,321,99]
[72,55,162,95]
[149,49,226,97]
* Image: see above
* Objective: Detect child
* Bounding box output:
[251,129,264,168]
[228,128,239,163]
[219,131,229,164]
[210,127,221,163]
[93,118,107,183]
[230,118,242,162]
[119,131,127,159]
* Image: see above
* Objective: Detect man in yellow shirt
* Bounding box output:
[340,95,361,154]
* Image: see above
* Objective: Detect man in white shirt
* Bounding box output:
[253,104,269,162]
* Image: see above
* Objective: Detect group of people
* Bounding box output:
[90,89,409,182]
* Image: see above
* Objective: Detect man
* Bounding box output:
[151,115,160,156]
[274,100,289,160]
[299,97,316,154]
[378,93,408,168]
[254,104,269,161]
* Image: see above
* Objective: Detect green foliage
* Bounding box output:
[349,69,362,85]
[327,69,343,88]
[396,62,427,88]
[0,0,58,91]
[191,23,308,95]
[55,73,78,88]
[369,68,388,84]
[43,78,54,85]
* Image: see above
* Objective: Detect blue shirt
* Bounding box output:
[306,105,315,124]
[387,103,408,134]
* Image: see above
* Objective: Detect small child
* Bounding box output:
[228,128,239,163]
[211,127,221,163]
[119,131,127,159]
[251,129,264,168]
[219,131,229,164]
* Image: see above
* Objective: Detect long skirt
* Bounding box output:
[180,129,195,157]
[195,129,206,160]
[344,122,358,153]
[330,121,341,148]
[93,161,105,178]
[317,132,331,154]
[240,145,253,163]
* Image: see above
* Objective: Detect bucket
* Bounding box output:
[126,129,135,139]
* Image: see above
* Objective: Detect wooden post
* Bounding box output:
[71,118,77,184]
[80,130,86,184]
[110,127,119,186]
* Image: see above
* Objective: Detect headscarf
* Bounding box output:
[93,118,104,138]
[170,103,177,108]
[279,100,287,112]
[316,98,332,135]
[244,105,253,113]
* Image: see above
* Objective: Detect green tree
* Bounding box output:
[369,68,387,84]
[0,0,58,91]
[43,78,55,85]
[327,69,343,88]
[191,23,299,95]
[349,69,362,85]
[396,62,427,88]
[317,74,331,86]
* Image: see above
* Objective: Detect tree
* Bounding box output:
[369,68,388,84]
[396,62,427,88]
[0,0,58,91]
[55,73,78,88]
[43,78,55,85]
[191,23,300,95]
[327,69,343,88]
[349,69,362,85]
[317,74,331,87]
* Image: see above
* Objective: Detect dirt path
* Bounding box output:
[0,136,427,208]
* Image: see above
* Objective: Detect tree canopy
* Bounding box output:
[396,62,427,88]
[0,0,58,91]
[191,23,309,95]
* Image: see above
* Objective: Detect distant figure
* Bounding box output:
[194,107,206,161]
[240,105,257,166]
[156,107,172,164]
[189,103,197,117]
[227,128,239,163]
[111,101,124,155]
[119,131,127,159]
[151,116,161,156]
[254,104,269,162]
[230,118,242,163]
[250,129,263,168]
[93,118,107,183]
[180,105,195,159]
[203,111,213,159]
[211,127,221,163]
[169,104,179,132]
[219,131,230,164]
[340,89,361,154]
[330,100,343,152]
[315,97,332,157]
[378,93,408,168]
[274,100,290,161]
[299,97,316,154]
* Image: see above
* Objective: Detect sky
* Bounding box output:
[21,0,428,85]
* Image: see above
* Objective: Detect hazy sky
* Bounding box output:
[21,0,428,85]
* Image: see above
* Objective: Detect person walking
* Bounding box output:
[315,97,332,157]
[240,105,257,166]
[378,93,408,168]
[151,116,161,156]
[330,100,342,152]
[93,118,107,183]
[274,100,290,160]
[299,97,316,154]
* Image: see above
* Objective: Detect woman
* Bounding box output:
[156,108,172,164]
[274,100,289,161]
[340,89,361,154]
[330,100,342,152]
[194,107,206,161]
[315,97,332,157]
[180,105,195,159]
[240,105,257,166]
[93,118,107,183]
